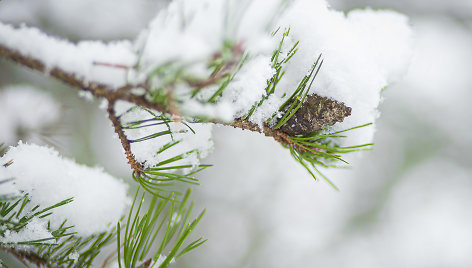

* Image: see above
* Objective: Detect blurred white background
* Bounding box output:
[1,0,471,267]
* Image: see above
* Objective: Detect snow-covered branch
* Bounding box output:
[0,36,351,174]
[0,0,415,266]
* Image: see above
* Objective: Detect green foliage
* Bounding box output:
[223,28,374,191]
[237,29,372,189]
[135,143,212,197]
[121,107,177,143]
[117,188,205,268]
[243,28,302,120]
[0,194,75,246]
[243,28,324,127]
[207,41,249,103]
[136,38,247,108]
[0,192,118,267]
[288,123,374,190]
[118,106,211,196]
[272,54,323,129]
[35,225,117,267]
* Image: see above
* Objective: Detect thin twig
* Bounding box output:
[107,100,144,176]
[0,44,168,114]
[228,119,309,153]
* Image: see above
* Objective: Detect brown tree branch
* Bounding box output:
[228,119,304,151]
[107,100,144,175]
[0,44,168,114]
[0,42,334,170]
[0,245,48,267]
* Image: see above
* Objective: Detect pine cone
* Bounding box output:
[279,93,351,136]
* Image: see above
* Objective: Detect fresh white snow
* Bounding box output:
[0,142,130,237]
[0,23,137,88]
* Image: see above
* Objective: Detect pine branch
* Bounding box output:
[0,30,364,189]
[228,118,309,153]
[0,43,332,168]
[0,44,167,116]
[0,190,119,268]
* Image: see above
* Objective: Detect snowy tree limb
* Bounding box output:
[0,43,313,173]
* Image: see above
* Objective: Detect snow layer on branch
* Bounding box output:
[0,142,130,237]
[0,217,52,245]
[273,1,413,145]
[0,85,60,144]
[0,22,137,88]
[0,0,413,150]
[134,0,412,143]
[134,0,281,121]
[136,0,280,69]
[220,55,276,120]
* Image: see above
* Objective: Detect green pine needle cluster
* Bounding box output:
[35,225,117,267]
[0,194,74,246]
[118,107,211,196]
[271,54,323,129]
[243,29,374,189]
[288,123,374,190]
[0,180,204,267]
[0,192,117,267]
[117,188,205,268]
[242,28,324,125]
